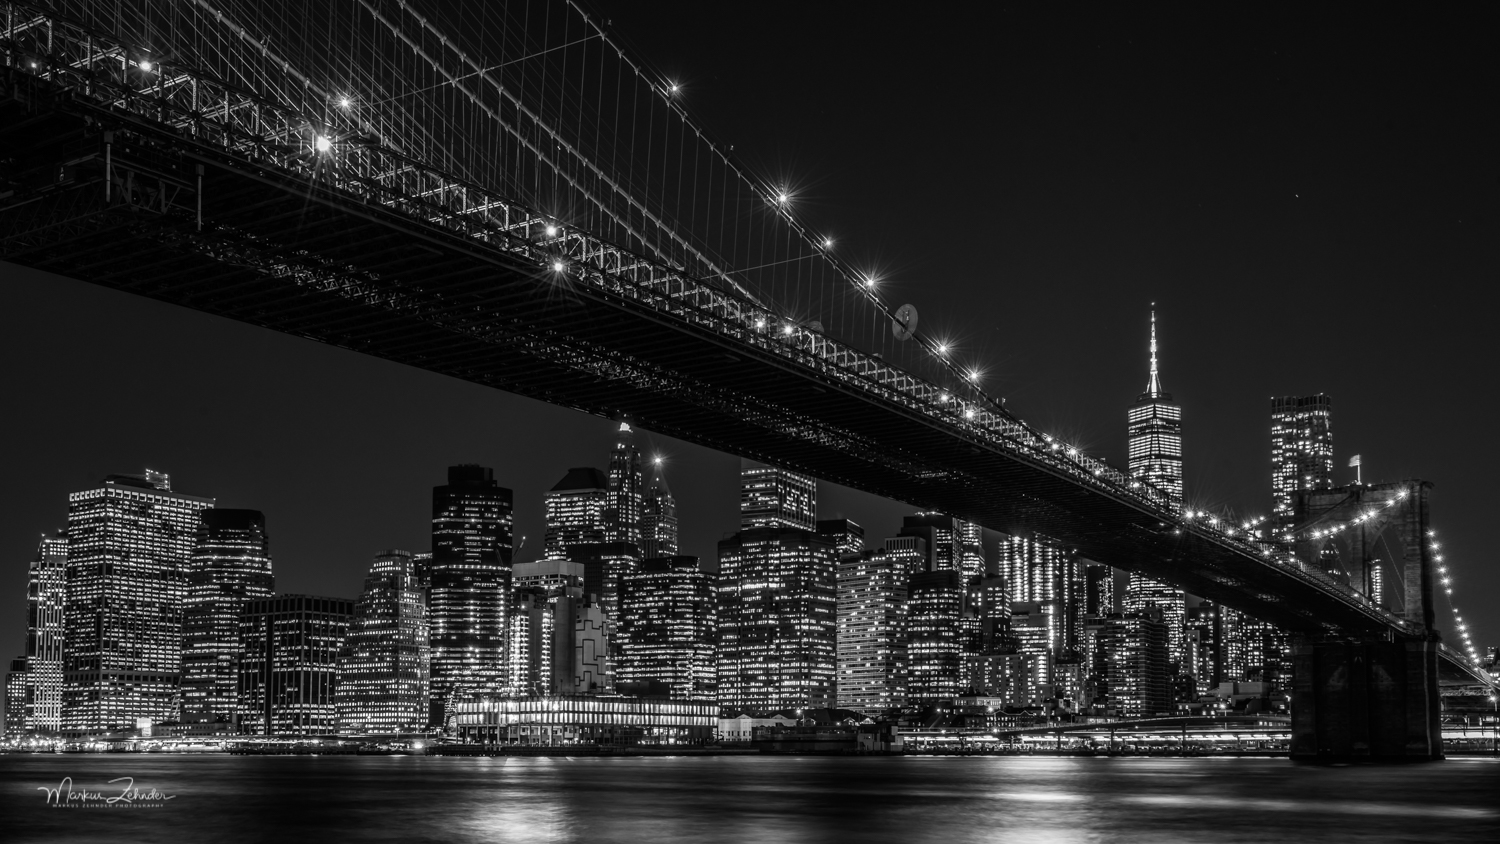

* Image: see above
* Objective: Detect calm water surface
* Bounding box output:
[3,754,1496,843]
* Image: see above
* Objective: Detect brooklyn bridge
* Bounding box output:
[0,0,1490,760]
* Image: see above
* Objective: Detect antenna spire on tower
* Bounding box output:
[1147,303,1163,396]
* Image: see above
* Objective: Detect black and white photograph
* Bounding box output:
[1,2,1495,841]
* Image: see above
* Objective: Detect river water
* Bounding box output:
[3,754,1496,843]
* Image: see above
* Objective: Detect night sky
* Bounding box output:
[2,5,1495,658]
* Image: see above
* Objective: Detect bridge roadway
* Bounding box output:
[0,12,1446,649]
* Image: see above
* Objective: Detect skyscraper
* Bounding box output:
[426,465,513,726]
[62,470,214,735]
[181,509,275,722]
[4,660,24,736]
[907,570,965,703]
[1000,534,1083,654]
[22,533,67,733]
[641,459,679,559]
[606,422,644,546]
[956,520,986,581]
[335,550,429,734]
[817,518,865,560]
[238,595,353,736]
[717,463,836,714]
[1124,308,1187,668]
[544,468,610,556]
[1101,610,1171,717]
[546,466,638,620]
[836,549,907,715]
[617,556,716,700]
[739,461,816,530]
[897,513,960,573]
[1124,573,1186,668]
[1270,394,1334,533]
[1128,306,1184,504]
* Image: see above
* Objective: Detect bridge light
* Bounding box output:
[964,407,976,419]
[139,60,153,72]
[545,225,558,237]
[339,97,351,109]
[755,318,766,329]
[824,237,834,249]
[967,368,981,382]
[783,324,794,336]
[315,135,332,153]
[668,82,680,95]
[776,191,790,205]
[551,260,565,273]
[938,391,949,403]
[936,343,950,355]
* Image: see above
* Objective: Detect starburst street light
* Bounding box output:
[551,260,565,273]
[545,225,558,237]
[314,136,332,153]
[339,97,351,109]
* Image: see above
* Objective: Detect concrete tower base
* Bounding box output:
[1290,639,1443,761]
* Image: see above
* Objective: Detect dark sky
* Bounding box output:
[2,5,1495,658]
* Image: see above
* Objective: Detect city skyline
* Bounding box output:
[1,1,1494,690]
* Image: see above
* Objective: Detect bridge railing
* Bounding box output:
[1,2,1416,635]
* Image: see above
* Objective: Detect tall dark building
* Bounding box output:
[335,551,429,734]
[426,465,513,727]
[181,510,274,723]
[617,556,716,700]
[1101,610,1171,717]
[239,595,353,735]
[1185,601,1223,696]
[1270,394,1334,533]
[898,513,959,573]
[739,461,816,530]
[717,463,835,714]
[545,468,610,556]
[907,570,965,703]
[606,422,644,546]
[641,458,679,559]
[62,470,213,735]
[817,518,865,560]
[18,533,67,733]
[545,467,639,619]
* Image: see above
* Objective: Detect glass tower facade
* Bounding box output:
[426,465,513,726]
[1124,308,1186,668]
[716,527,837,714]
[606,423,644,546]
[836,549,907,714]
[1127,307,1184,504]
[181,509,274,722]
[335,550,429,734]
[907,570,965,703]
[617,556,716,701]
[739,461,816,530]
[62,471,213,735]
[544,468,610,557]
[239,594,353,735]
[21,533,68,733]
[1270,394,1334,533]
[641,460,679,559]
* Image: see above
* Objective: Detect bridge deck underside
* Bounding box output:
[0,83,1396,638]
